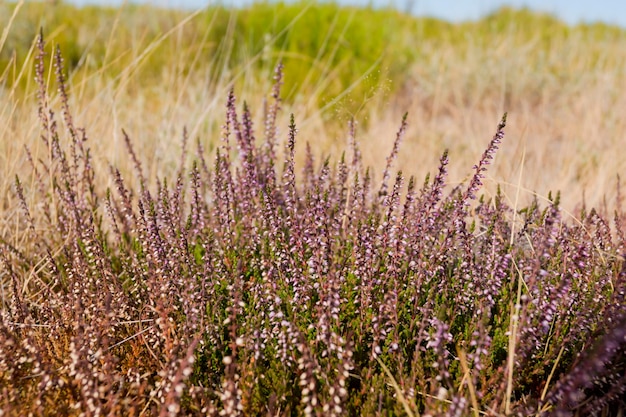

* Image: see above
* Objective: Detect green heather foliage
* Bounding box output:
[1,33,625,416]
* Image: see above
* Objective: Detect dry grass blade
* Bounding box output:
[375,355,418,417]
[0,0,23,56]
[540,344,566,403]
[505,258,525,415]
[457,346,480,417]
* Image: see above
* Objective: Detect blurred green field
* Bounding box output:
[2,1,626,214]
[3,1,622,106]
[1,1,418,105]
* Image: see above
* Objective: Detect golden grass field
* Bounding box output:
[2,1,626,224]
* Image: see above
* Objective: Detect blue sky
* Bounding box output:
[407,0,626,26]
[70,0,626,28]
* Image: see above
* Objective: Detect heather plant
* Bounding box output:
[1,34,626,417]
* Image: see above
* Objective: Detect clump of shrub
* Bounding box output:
[1,34,625,416]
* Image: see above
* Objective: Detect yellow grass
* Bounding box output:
[363,26,626,214]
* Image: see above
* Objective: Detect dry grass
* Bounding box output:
[360,26,626,214]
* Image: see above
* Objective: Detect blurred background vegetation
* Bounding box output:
[3,1,623,108]
[2,0,626,212]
